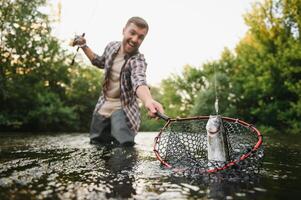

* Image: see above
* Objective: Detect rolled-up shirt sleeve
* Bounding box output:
[91,53,105,69]
[91,41,120,69]
[91,42,114,69]
[130,55,148,94]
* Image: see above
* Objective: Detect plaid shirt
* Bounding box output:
[91,41,148,134]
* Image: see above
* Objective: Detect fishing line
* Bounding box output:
[70,0,100,65]
[213,64,219,115]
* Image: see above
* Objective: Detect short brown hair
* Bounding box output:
[126,16,149,31]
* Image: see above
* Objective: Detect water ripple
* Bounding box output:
[0,132,300,199]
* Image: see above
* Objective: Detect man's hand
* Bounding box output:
[69,35,86,47]
[144,99,164,118]
[136,85,165,118]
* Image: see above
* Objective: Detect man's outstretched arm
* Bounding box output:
[136,85,164,117]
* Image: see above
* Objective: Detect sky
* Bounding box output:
[50,0,258,85]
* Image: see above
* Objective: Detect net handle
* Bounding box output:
[155,111,170,121]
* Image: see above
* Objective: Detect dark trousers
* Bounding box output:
[90,109,135,145]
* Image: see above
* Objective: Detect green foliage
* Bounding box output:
[1,0,300,134]
[0,0,103,132]
[191,49,238,117]
[159,0,301,134]
[26,92,77,131]
[234,0,301,133]
[65,65,103,131]
[160,65,204,118]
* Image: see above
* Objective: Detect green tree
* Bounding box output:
[167,0,301,134]
[233,0,301,133]
[160,65,204,118]
[0,0,103,131]
[191,48,238,117]
[65,65,103,131]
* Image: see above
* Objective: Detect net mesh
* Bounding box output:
[154,116,264,176]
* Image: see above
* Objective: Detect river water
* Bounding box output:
[0,132,300,200]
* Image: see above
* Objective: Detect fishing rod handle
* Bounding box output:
[70,33,86,66]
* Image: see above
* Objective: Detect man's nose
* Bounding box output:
[131,35,139,43]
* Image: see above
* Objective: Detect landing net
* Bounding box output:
[153,116,263,176]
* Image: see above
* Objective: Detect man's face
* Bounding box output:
[122,23,148,54]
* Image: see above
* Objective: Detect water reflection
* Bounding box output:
[0,133,140,199]
[98,145,138,199]
[53,145,139,199]
[0,133,301,199]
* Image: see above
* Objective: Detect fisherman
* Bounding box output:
[72,16,164,146]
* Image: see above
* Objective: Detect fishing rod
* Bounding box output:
[70,33,85,66]
[69,0,99,66]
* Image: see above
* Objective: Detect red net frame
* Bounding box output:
[153,115,263,174]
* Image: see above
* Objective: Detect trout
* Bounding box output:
[206,115,230,162]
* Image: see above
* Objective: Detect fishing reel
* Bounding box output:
[69,33,85,47]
